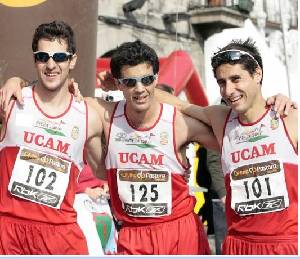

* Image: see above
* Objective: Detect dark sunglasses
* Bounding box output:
[211,49,259,67]
[117,74,157,87]
[33,51,73,63]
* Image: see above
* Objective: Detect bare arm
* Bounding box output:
[175,111,220,152]
[155,88,297,125]
[85,98,106,180]
[155,88,212,125]
[186,115,220,151]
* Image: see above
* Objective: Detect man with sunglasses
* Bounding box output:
[1,38,219,254]
[156,38,298,255]
[1,38,296,255]
[100,40,219,255]
[0,21,107,255]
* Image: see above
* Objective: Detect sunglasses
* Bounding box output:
[211,49,260,67]
[117,74,157,87]
[33,51,73,63]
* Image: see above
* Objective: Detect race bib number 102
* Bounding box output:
[117,169,172,217]
[8,147,71,209]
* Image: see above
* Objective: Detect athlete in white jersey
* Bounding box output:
[1,39,296,255]
[156,38,298,255]
[1,40,218,255]
[0,21,104,255]
[221,107,297,254]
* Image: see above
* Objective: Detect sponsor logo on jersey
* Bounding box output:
[115,132,156,148]
[71,126,80,140]
[20,148,69,173]
[231,124,268,144]
[160,132,169,145]
[34,118,66,137]
[230,143,276,163]
[124,202,167,216]
[235,196,285,215]
[119,170,169,182]
[118,152,164,165]
[24,131,70,155]
[231,160,280,180]
[10,181,60,207]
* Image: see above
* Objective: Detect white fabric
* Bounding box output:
[221,108,297,216]
[1,86,86,171]
[106,101,186,217]
[9,147,71,209]
[74,193,104,256]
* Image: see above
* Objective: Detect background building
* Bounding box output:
[96,0,298,103]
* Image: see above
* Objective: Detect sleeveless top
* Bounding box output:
[105,101,195,225]
[0,85,87,224]
[221,108,298,237]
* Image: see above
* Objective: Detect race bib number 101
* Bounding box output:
[8,147,71,209]
[230,160,289,216]
[117,169,172,217]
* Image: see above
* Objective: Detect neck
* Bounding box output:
[126,101,161,129]
[238,95,267,123]
[34,82,71,116]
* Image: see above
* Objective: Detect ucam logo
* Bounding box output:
[230,143,276,164]
[24,131,70,155]
[119,152,164,165]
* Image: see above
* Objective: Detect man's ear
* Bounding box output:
[115,79,122,91]
[69,54,77,70]
[254,67,262,84]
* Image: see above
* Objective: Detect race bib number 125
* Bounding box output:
[117,169,172,217]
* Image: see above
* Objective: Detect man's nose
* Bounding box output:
[46,57,57,69]
[224,81,235,96]
[134,81,145,91]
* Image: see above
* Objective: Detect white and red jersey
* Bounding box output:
[221,107,298,237]
[0,86,87,224]
[105,101,194,225]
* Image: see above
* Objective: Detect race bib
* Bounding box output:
[230,159,289,216]
[8,147,71,209]
[117,169,172,217]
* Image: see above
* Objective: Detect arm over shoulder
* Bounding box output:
[175,111,220,152]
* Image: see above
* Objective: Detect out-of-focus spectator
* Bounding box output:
[196,146,227,255]
[74,164,118,255]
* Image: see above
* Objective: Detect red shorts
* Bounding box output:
[222,234,298,255]
[0,215,88,255]
[117,212,210,255]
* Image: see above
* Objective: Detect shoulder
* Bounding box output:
[85,97,117,118]
[203,104,231,143]
[206,104,231,119]
[174,109,209,137]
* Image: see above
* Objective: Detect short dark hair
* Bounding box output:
[32,20,76,54]
[211,38,263,84]
[110,40,159,79]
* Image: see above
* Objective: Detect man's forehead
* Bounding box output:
[215,63,248,78]
[120,62,153,76]
[37,38,68,50]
